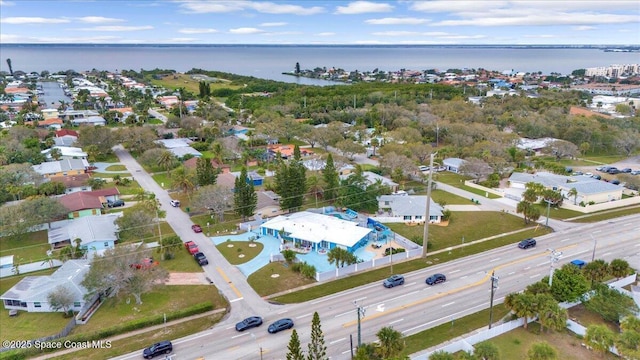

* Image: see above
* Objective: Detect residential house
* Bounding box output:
[71,116,106,126]
[50,173,92,194]
[247,171,264,186]
[58,188,120,218]
[267,144,313,159]
[516,137,558,156]
[259,211,372,253]
[55,129,79,138]
[58,109,99,121]
[508,172,623,204]
[340,171,399,192]
[48,213,121,254]
[42,146,88,161]
[443,158,466,173]
[53,135,77,147]
[32,158,89,178]
[1,260,90,313]
[155,138,202,159]
[375,195,444,224]
[183,157,230,173]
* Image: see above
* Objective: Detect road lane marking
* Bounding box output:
[277,310,288,314]
[355,296,367,302]
[342,244,577,328]
[402,303,485,334]
[297,313,313,319]
[406,282,417,286]
[310,283,379,304]
[329,338,347,345]
[229,297,244,303]
[442,302,455,307]
[449,270,460,274]
[231,332,251,339]
[530,274,541,279]
[524,266,531,270]
[602,252,612,257]
[508,272,515,275]
[390,318,404,325]
[460,276,468,279]
[593,230,602,234]
[489,258,501,262]
[217,267,243,299]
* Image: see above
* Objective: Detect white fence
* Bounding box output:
[562,195,640,213]
[315,248,423,282]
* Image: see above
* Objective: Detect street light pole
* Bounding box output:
[354,300,366,348]
[422,152,436,258]
[489,271,499,329]
[545,199,551,227]
[547,248,563,287]
[591,235,597,262]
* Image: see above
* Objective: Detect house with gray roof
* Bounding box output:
[48,213,122,255]
[1,260,90,313]
[508,172,623,204]
[375,195,444,224]
[443,158,466,173]
[340,171,399,192]
[32,158,89,178]
[155,138,202,159]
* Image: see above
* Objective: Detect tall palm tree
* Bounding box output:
[375,326,405,359]
[508,292,537,329]
[157,150,176,173]
[306,174,323,208]
[171,166,195,198]
[568,187,578,205]
[585,324,615,357]
[583,259,609,285]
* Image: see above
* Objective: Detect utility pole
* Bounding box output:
[422,152,436,258]
[547,248,563,286]
[545,199,551,227]
[591,235,597,262]
[354,300,366,348]
[489,271,499,329]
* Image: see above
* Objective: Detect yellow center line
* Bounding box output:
[342,244,577,327]
[217,267,243,299]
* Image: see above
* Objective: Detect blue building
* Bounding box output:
[247,171,264,186]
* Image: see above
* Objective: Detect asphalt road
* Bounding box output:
[111,213,640,360]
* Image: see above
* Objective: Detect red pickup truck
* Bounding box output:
[184,241,199,255]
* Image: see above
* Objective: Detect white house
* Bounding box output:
[1,260,90,313]
[508,172,623,204]
[259,211,372,253]
[339,171,399,192]
[375,195,444,224]
[443,158,466,173]
[48,213,122,255]
[155,138,202,158]
[41,146,87,160]
[71,116,106,126]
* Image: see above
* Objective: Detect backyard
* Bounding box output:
[0,230,52,266]
[216,240,264,265]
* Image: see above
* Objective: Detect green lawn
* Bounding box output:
[156,248,204,272]
[569,205,640,223]
[271,227,552,304]
[403,304,509,356]
[105,165,127,171]
[532,203,583,220]
[386,211,537,250]
[0,269,66,342]
[101,180,142,196]
[582,154,629,165]
[247,262,316,297]
[71,285,226,335]
[431,172,501,199]
[91,172,130,179]
[190,212,242,235]
[0,230,52,265]
[152,173,172,189]
[216,240,264,265]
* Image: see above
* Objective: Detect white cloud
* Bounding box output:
[410,1,507,13]
[76,16,125,24]
[335,1,393,14]
[260,22,287,27]
[229,27,265,34]
[372,31,485,40]
[75,25,154,31]
[0,0,16,6]
[372,31,421,36]
[1,16,69,24]
[432,12,639,26]
[177,1,324,15]
[365,17,429,25]
[573,25,596,31]
[523,34,557,38]
[179,28,219,34]
[166,37,199,43]
[316,32,336,36]
[0,34,121,43]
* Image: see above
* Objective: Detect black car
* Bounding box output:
[621,168,632,173]
[607,168,620,174]
[611,179,621,185]
[142,340,172,359]
[193,252,209,266]
[383,274,405,288]
[108,199,125,208]
[235,316,263,331]
[268,318,294,333]
[592,174,602,180]
[518,238,537,249]
[425,273,447,285]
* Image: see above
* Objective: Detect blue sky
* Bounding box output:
[1,0,639,45]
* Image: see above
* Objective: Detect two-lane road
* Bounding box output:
[113,214,640,360]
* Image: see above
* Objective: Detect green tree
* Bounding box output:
[527,342,557,360]
[322,153,339,203]
[567,187,578,205]
[536,294,567,333]
[159,235,183,260]
[281,249,297,264]
[585,324,615,357]
[307,312,327,360]
[474,341,500,360]
[583,259,608,285]
[428,350,455,360]
[326,247,358,268]
[196,157,218,186]
[609,258,630,279]
[617,316,640,359]
[584,283,639,323]
[375,326,405,359]
[354,343,380,360]
[115,209,155,240]
[286,329,305,360]
[157,150,178,173]
[275,145,307,212]
[506,292,537,329]
[549,263,590,303]
[171,166,196,197]
[47,285,75,315]
[234,167,257,220]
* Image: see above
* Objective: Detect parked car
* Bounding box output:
[184,241,199,254]
[170,199,181,207]
[425,273,447,285]
[611,179,621,185]
[419,165,430,172]
[193,252,209,266]
[268,318,294,334]
[191,224,203,233]
[518,238,537,249]
[235,316,263,331]
[143,340,172,359]
[630,170,640,175]
[607,168,620,174]
[383,274,405,288]
[107,199,125,208]
[584,172,593,177]
[621,168,632,173]
[592,174,602,180]
[597,166,612,172]
[572,171,583,176]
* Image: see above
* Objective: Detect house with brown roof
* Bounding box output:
[49,173,92,194]
[183,157,231,173]
[55,129,79,138]
[58,188,120,219]
[268,144,314,159]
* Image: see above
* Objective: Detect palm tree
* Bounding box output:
[306,174,323,208]
[583,259,608,285]
[428,351,455,360]
[327,247,357,268]
[211,142,224,165]
[473,341,500,360]
[527,342,557,360]
[567,187,578,205]
[157,150,176,173]
[171,166,195,198]
[585,324,615,357]
[609,258,630,279]
[507,292,537,329]
[375,326,405,359]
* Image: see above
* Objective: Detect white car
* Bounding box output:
[170,200,181,207]
[585,172,593,177]
[418,165,430,172]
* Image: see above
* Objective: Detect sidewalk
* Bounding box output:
[31,308,227,360]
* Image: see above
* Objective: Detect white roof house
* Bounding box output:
[32,158,89,177]
[376,195,444,223]
[71,116,106,126]
[53,135,77,147]
[443,158,466,173]
[0,259,90,313]
[259,211,372,251]
[48,213,122,255]
[155,138,202,158]
[339,171,399,192]
[41,146,87,160]
[508,172,623,204]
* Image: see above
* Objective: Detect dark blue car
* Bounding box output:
[268,318,294,334]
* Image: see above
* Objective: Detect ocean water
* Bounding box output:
[1,45,638,84]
